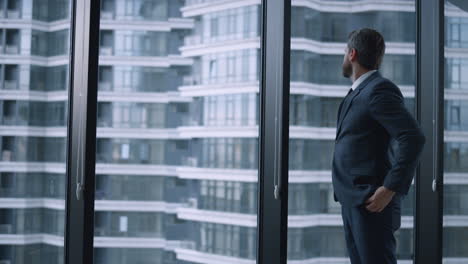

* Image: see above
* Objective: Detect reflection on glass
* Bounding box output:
[94,0,259,263]
[0,0,71,263]
[444,0,468,262]
[288,0,416,262]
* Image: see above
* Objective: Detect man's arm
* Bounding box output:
[368,81,426,195]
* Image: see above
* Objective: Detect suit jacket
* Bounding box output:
[332,71,425,207]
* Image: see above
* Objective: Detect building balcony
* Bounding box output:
[100,11,115,20]
[0,161,65,174]
[3,81,18,90]
[2,162,468,187]
[182,75,201,86]
[96,127,179,139]
[97,90,189,103]
[0,89,68,101]
[6,10,20,19]
[5,45,19,55]
[99,54,193,67]
[291,0,415,13]
[0,126,66,137]
[183,31,258,46]
[181,0,417,18]
[175,247,255,264]
[291,37,415,55]
[0,224,13,234]
[180,37,259,57]
[185,0,226,6]
[177,166,257,182]
[182,0,260,18]
[0,55,69,67]
[0,234,63,246]
[94,236,167,249]
[177,125,257,138]
[99,17,194,31]
[290,81,415,98]
[178,81,259,97]
[98,81,112,91]
[100,46,113,56]
[95,200,181,213]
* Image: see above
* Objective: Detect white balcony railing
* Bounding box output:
[184,35,202,45]
[2,117,15,125]
[187,197,198,208]
[182,76,201,86]
[6,10,19,19]
[1,150,12,161]
[5,45,19,54]
[183,157,199,167]
[101,11,114,20]
[100,46,113,56]
[99,81,112,91]
[185,0,226,6]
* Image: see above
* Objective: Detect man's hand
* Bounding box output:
[365,186,395,212]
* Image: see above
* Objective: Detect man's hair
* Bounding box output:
[347,28,386,70]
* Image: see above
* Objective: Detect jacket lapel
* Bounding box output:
[335,71,380,138]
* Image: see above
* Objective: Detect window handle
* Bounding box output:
[273,113,282,200]
[273,35,283,200]
[75,85,86,200]
[75,5,89,200]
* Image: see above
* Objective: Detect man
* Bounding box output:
[332,28,425,264]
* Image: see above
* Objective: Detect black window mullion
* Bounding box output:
[65,0,101,264]
[257,1,291,264]
[415,0,444,263]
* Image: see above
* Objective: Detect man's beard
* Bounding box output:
[342,61,352,78]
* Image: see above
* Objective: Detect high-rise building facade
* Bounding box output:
[0,0,466,264]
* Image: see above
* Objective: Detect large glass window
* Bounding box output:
[444,1,468,261]
[0,0,71,263]
[287,1,416,262]
[93,0,260,263]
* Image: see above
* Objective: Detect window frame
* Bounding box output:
[64,0,100,264]
[59,0,448,263]
[414,0,444,263]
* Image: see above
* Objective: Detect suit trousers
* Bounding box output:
[341,197,401,264]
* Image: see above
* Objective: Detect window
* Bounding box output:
[0,173,13,189]
[0,0,71,263]
[450,104,461,126]
[444,1,468,260]
[93,3,260,262]
[210,17,219,38]
[287,1,416,262]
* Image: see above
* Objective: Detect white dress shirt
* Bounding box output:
[351,70,377,90]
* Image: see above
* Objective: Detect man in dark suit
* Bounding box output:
[332,28,425,264]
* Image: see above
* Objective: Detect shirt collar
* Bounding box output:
[351,70,377,90]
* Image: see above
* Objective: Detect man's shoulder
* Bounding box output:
[367,75,400,94]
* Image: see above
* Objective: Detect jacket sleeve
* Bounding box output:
[368,81,426,195]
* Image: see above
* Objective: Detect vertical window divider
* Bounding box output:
[64,0,101,264]
[415,0,444,263]
[257,1,291,264]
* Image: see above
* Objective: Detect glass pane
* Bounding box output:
[288,1,416,262]
[444,1,468,262]
[94,1,260,263]
[0,0,72,263]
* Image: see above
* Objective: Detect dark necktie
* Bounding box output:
[337,88,353,122]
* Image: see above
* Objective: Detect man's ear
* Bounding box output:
[349,48,358,62]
